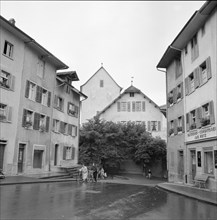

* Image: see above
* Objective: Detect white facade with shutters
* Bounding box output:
[98,85,167,140]
[157,1,217,191]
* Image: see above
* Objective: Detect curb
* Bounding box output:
[157,184,217,205]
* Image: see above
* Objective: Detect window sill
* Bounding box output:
[54,107,64,113]
[2,53,14,61]
[52,130,60,134]
[0,85,13,91]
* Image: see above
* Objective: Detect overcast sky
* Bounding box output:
[1,1,205,106]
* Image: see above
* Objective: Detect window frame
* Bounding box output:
[3,40,14,59]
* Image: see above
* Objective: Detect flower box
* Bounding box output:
[39,125,46,132]
[25,120,33,128]
[190,123,196,130]
[177,126,182,132]
[201,118,210,127]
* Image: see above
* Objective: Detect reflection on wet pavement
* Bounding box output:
[0,181,216,220]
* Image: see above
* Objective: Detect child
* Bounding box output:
[148,169,152,179]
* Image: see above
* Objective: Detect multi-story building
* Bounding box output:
[157,1,217,191]
[98,85,167,140]
[80,65,122,125]
[51,71,86,170]
[0,15,85,175]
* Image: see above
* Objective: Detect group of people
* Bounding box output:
[79,163,107,183]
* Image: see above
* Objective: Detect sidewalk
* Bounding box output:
[0,173,216,205]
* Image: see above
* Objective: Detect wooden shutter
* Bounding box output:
[206,56,212,80]
[53,95,58,107]
[25,80,30,98]
[71,147,75,160]
[47,91,51,107]
[132,101,135,112]
[186,113,190,131]
[194,68,200,89]
[6,106,12,122]
[22,109,27,127]
[142,101,145,111]
[182,116,185,133]
[46,116,50,132]
[61,98,64,111]
[8,74,15,91]
[185,77,189,96]
[209,101,215,124]
[60,121,64,133]
[174,119,178,135]
[127,102,131,112]
[180,82,183,99]
[117,102,120,112]
[173,87,177,104]
[68,124,72,135]
[63,146,67,160]
[158,121,161,131]
[33,113,40,130]
[196,107,202,128]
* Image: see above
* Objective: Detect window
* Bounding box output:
[54,95,64,111]
[72,125,77,137]
[151,121,157,131]
[63,146,75,160]
[189,73,195,93]
[121,102,127,111]
[33,112,49,132]
[0,70,15,90]
[37,58,45,78]
[191,34,199,61]
[3,41,13,58]
[127,102,131,112]
[204,151,214,174]
[177,116,183,133]
[41,89,48,106]
[177,84,182,101]
[168,90,173,106]
[0,103,12,122]
[199,57,212,85]
[25,81,36,100]
[169,120,174,136]
[130,92,134,97]
[53,119,60,132]
[68,102,78,117]
[190,110,196,130]
[39,115,46,132]
[22,109,34,129]
[175,58,182,78]
[201,101,215,127]
[100,80,104,87]
[135,102,141,112]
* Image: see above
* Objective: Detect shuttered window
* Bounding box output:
[142,101,145,111]
[0,103,12,122]
[0,70,15,91]
[117,102,120,112]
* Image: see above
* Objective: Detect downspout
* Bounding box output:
[156,67,168,178]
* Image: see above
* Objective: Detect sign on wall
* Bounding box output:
[186,125,216,142]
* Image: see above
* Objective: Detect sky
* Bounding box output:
[1,1,205,106]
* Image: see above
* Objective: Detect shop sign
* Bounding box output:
[186,125,216,142]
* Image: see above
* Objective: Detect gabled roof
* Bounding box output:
[97,85,161,116]
[80,66,122,91]
[157,1,217,69]
[0,15,68,70]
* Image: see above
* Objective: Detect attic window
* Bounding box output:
[130,92,134,97]
[100,80,104,87]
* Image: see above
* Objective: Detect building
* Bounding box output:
[98,85,167,140]
[0,15,85,175]
[51,71,86,170]
[157,1,217,191]
[80,65,122,125]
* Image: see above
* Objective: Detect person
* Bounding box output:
[99,167,105,179]
[148,169,152,179]
[92,163,98,182]
[80,164,88,182]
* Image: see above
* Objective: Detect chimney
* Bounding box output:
[9,18,16,25]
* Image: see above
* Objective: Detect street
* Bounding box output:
[0,181,216,220]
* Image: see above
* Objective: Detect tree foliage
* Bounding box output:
[79,116,166,173]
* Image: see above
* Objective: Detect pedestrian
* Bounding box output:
[99,167,105,179]
[92,163,98,182]
[148,169,152,179]
[80,164,88,182]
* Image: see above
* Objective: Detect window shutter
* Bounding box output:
[196,107,202,128]
[35,86,40,103]
[54,95,58,107]
[173,88,177,104]
[132,101,135,112]
[52,119,55,131]
[60,121,64,133]
[33,113,40,130]
[68,124,72,135]
[148,121,150,131]
[206,56,212,80]
[67,102,70,114]
[127,102,131,112]
[22,109,27,127]
[209,101,215,124]
[9,74,15,91]
[185,77,189,96]
[25,81,30,98]
[47,91,51,107]
[180,82,184,99]
[63,146,67,160]
[158,121,161,131]
[142,101,145,111]
[174,119,178,135]
[46,116,50,132]
[186,113,190,131]
[61,98,64,111]
[194,68,200,89]
[6,106,12,122]
[117,102,120,112]
[182,116,185,133]
[71,147,75,160]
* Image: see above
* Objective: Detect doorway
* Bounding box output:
[33,150,43,169]
[18,144,25,173]
[54,144,59,166]
[190,150,196,181]
[178,151,184,181]
[0,143,6,170]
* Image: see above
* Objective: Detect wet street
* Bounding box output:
[0,181,216,220]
